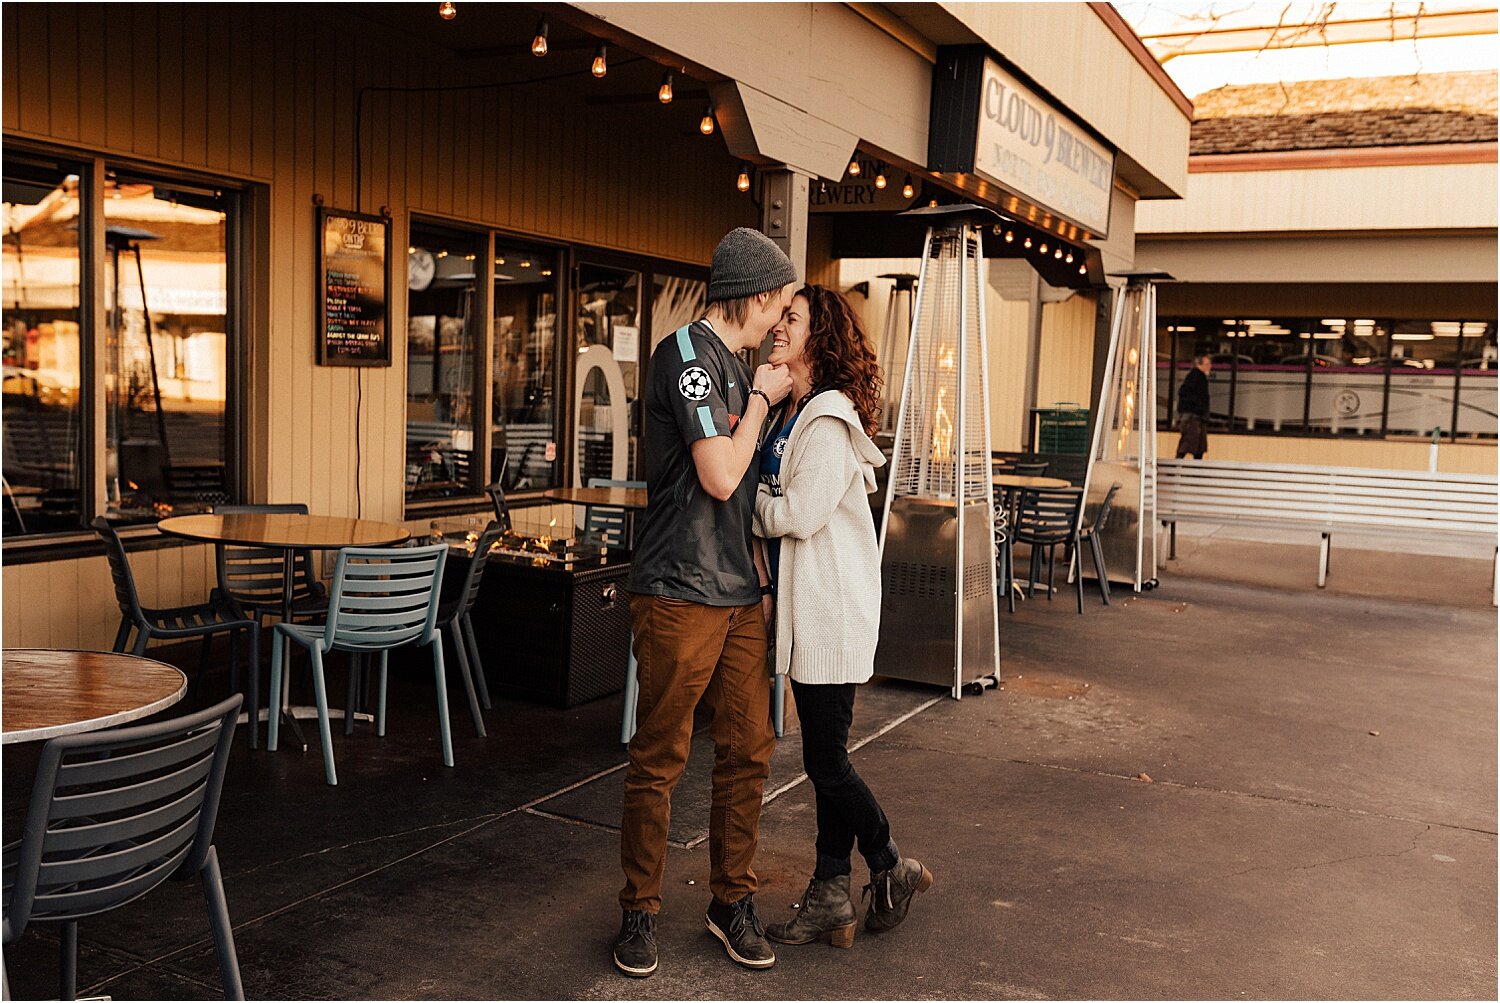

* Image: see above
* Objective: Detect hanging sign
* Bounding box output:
[318,207,391,366]
[810,155,921,214]
[929,47,1116,239]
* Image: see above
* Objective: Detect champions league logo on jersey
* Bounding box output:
[678,367,712,401]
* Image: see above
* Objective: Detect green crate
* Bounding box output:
[1035,403,1090,455]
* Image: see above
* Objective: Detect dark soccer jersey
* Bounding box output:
[627,321,762,606]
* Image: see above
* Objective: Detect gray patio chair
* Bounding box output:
[435,521,504,735]
[1070,482,1121,606]
[2,695,246,1001]
[483,481,513,532]
[92,517,261,747]
[267,543,451,786]
[1011,486,1087,614]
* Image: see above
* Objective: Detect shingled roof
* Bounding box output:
[1190,71,1498,154]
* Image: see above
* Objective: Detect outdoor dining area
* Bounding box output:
[0,476,660,999]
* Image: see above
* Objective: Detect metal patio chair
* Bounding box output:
[2,695,246,1001]
[483,481,513,532]
[583,477,645,550]
[92,517,261,745]
[434,521,503,735]
[1011,461,1050,477]
[210,503,327,624]
[267,543,451,786]
[1011,486,1087,614]
[1071,482,1121,606]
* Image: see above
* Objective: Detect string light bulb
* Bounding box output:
[1065,251,1074,264]
[901,175,915,199]
[848,158,861,178]
[1023,237,1032,249]
[591,44,607,78]
[1004,230,1014,243]
[530,18,548,56]
[928,198,937,208]
[699,105,715,135]
[1038,242,1048,254]
[1078,264,1087,275]
[437,1,456,20]
[875,170,887,190]
[736,163,751,193]
[1054,247,1063,259]
[658,70,674,104]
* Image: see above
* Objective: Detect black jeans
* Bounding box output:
[789,679,899,880]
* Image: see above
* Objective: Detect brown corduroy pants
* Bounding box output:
[619,595,775,913]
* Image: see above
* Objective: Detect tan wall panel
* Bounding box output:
[1155,432,1496,475]
[1035,294,1097,412]
[1136,162,1499,234]
[1137,234,1499,285]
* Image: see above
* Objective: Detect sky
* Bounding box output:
[1114,1,1500,98]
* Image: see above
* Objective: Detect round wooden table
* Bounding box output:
[991,473,1072,491]
[542,486,649,510]
[157,513,411,551]
[2,649,187,744]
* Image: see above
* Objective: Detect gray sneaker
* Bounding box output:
[863,857,933,933]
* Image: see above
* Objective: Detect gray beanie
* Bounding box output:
[708,227,799,303]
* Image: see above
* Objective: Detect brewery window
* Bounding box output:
[103,171,236,524]
[3,154,86,536]
[492,241,562,491]
[3,154,243,540]
[1159,317,1498,442]
[406,223,484,502]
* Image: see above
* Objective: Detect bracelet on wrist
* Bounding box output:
[760,584,774,597]
[749,389,771,408]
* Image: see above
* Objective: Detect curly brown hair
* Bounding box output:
[796,284,884,437]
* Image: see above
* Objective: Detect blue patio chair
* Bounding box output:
[2,695,246,1001]
[583,477,645,550]
[267,543,451,786]
[435,521,504,735]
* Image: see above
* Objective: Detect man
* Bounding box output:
[613,227,797,979]
[1176,353,1212,459]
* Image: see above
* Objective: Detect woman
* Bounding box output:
[754,285,933,950]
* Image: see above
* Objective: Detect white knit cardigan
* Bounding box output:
[753,390,886,685]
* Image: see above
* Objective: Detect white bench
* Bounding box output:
[1156,459,1498,602]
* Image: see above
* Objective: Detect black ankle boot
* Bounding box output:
[705,894,776,969]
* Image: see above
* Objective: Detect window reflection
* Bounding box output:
[1160,316,1498,441]
[2,156,84,535]
[406,225,482,501]
[103,172,232,523]
[492,242,560,491]
[575,264,640,482]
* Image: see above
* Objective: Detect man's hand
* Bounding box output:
[754,363,794,404]
[761,594,774,627]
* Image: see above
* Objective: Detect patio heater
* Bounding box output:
[1080,272,1170,592]
[875,206,1001,699]
[875,272,918,437]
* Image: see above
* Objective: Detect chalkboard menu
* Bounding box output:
[318,207,391,366]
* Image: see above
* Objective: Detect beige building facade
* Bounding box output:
[2,2,1190,649]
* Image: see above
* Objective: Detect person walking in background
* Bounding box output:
[754,285,934,952]
[1176,353,1213,459]
[612,228,797,979]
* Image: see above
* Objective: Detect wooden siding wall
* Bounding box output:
[2,3,754,650]
[1034,294,1099,413]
